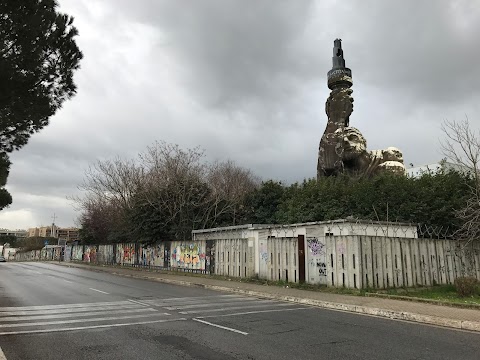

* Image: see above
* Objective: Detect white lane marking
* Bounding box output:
[88,288,109,295]
[143,295,243,305]
[159,296,255,306]
[0,312,170,328]
[63,279,72,283]
[179,302,295,314]
[0,308,157,322]
[0,304,140,316]
[197,307,312,319]
[0,301,132,312]
[0,318,187,336]
[127,299,150,307]
[0,345,6,360]
[192,318,248,336]
[166,299,273,311]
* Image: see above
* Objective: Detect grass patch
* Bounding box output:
[370,284,480,305]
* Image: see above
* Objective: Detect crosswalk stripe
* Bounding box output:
[0,318,188,336]
[150,297,260,308]
[0,304,141,317]
[165,299,274,310]
[0,312,170,328]
[142,295,243,305]
[0,308,157,322]
[0,301,134,312]
[197,307,312,319]
[179,302,296,314]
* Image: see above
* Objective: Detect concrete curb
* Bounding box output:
[58,263,480,332]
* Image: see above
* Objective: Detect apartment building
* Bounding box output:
[56,227,80,242]
[27,226,79,242]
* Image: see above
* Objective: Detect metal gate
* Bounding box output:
[298,235,306,283]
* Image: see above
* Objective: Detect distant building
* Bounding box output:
[57,227,80,242]
[28,226,57,238]
[27,226,79,242]
[406,161,471,178]
[0,229,27,238]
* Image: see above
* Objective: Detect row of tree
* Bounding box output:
[76,139,476,245]
[74,142,260,244]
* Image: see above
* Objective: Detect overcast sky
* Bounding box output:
[1,0,480,230]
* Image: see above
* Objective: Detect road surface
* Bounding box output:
[0,262,479,359]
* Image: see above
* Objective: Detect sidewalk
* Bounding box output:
[57,262,480,333]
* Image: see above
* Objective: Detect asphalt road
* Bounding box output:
[0,262,479,360]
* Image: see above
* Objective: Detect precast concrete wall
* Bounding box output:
[359,236,480,289]
[258,236,299,283]
[13,250,41,261]
[214,238,255,278]
[12,235,480,290]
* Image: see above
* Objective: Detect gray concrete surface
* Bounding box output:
[0,262,479,360]
[60,261,480,331]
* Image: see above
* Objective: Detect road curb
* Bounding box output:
[58,263,480,332]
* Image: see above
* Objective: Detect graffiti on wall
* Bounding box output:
[259,242,268,262]
[118,244,135,264]
[72,246,83,261]
[97,245,114,264]
[307,237,327,280]
[172,243,205,269]
[141,244,164,267]
[84,246,97,263]
[307,237,325,256]
[317,261,327,276]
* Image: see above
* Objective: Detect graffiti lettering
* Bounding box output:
[317,261,327,276]
[307,238,325,256]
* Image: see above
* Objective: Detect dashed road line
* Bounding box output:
[192,318,248,335]
[88,288,109,295]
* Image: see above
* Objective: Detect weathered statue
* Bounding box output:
[335,127,405,176]
[317,39,354,177]
[317,39,405,179]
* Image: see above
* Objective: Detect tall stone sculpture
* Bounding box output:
[317,39,405,179]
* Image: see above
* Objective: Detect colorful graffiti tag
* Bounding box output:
[172,243,205,269]
[83,246,97,263]
[141,244,164,267]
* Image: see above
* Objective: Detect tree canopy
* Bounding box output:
[76,140,472,244]
[0,0,83,209]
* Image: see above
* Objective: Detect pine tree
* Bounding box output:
[0,0,83,209]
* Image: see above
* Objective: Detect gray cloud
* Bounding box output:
[1,0,479,229]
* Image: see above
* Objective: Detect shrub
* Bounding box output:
[454,277,478,297]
